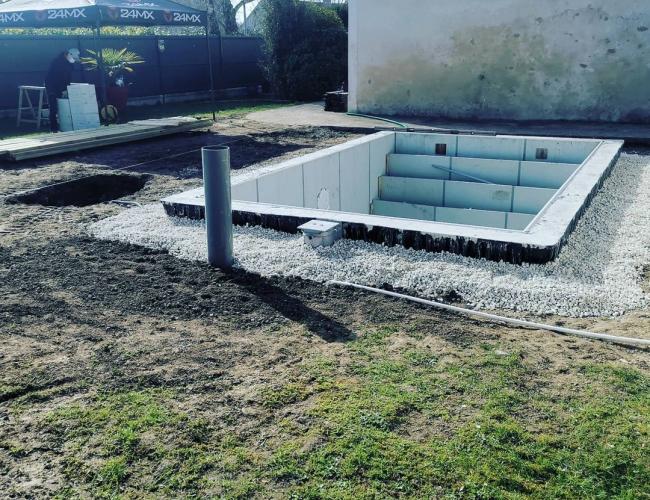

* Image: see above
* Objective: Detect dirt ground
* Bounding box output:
[1,119,648,498]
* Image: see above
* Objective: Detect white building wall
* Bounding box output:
[348,0,650,122]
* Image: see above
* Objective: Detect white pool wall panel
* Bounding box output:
[387,154,451,179]
[303,154,341,210]
[457,136,526,161]
[371,200,535,231]
[369,132,396,202]
[436,206,507,229]
[372,199,436,221]
[231,178,257,201]
[519,161,577,189]
[340,142,371,214]
[231,131,395,215]
[257,165,304,206]
[397,133,595,165]
[506,212,536,231]
[523,139,596,164]
[512,186,556,214]
[450,157,520,185]
[380,177,558,217]
[387,154,580,190]
[395,132,458,156]
[379,176,445,206]
[445,181,513,212]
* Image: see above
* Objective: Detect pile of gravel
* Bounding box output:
[89,152,650,318]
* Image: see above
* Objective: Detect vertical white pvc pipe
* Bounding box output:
[202,145,233,268]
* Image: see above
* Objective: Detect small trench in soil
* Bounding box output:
[6,173,149,207]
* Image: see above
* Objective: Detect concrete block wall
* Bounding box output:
[349,0,650,122]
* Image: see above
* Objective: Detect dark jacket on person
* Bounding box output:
[45,53,74,96]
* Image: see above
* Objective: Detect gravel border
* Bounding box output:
[89,152,650,318]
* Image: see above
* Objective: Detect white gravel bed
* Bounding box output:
[89,152,650,318]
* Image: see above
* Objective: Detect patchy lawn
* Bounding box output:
[4,321,647,498]
[124,99,293,122]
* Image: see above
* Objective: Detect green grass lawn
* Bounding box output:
[19,323,648,499]
[0,99,291,141]
[124,99,291,122]
[0,116,44,141]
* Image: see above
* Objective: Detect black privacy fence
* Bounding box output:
[0,35,264,110]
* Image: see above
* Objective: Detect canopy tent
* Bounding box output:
[0,0,216,119]
[0,0,206,28]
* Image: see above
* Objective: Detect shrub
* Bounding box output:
[260,0,347,100]
[80,48,145,87]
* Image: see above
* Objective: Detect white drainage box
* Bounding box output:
[298,220,342,248]
[162,131,623,264]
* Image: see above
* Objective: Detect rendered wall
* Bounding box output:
[348,0,650,122]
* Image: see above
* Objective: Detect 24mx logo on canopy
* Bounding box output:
[120,8,154,20]
[166,12,201,23]
[40,8,87,20]
[0,12,25,23]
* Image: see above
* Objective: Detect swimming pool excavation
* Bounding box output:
[163,132,623,264]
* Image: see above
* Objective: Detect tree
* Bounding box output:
[205,0,239,35]
[332,3,348,28]
[260,0,347,100]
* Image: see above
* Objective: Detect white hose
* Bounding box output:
[327,281,650,348]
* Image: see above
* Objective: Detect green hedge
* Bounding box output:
[260,0,347,100]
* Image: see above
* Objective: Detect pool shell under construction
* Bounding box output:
[162,131,623,264]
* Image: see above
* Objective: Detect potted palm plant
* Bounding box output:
[81,48,145,113]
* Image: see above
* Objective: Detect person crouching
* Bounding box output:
[45,49,79,132]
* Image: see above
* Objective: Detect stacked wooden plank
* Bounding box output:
[0,117,212,161]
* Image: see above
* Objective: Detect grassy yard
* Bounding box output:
[124,99,291,121]
[0,99,291,140]
[8,322,647,498]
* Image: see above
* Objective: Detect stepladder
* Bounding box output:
[16,86,49,129]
